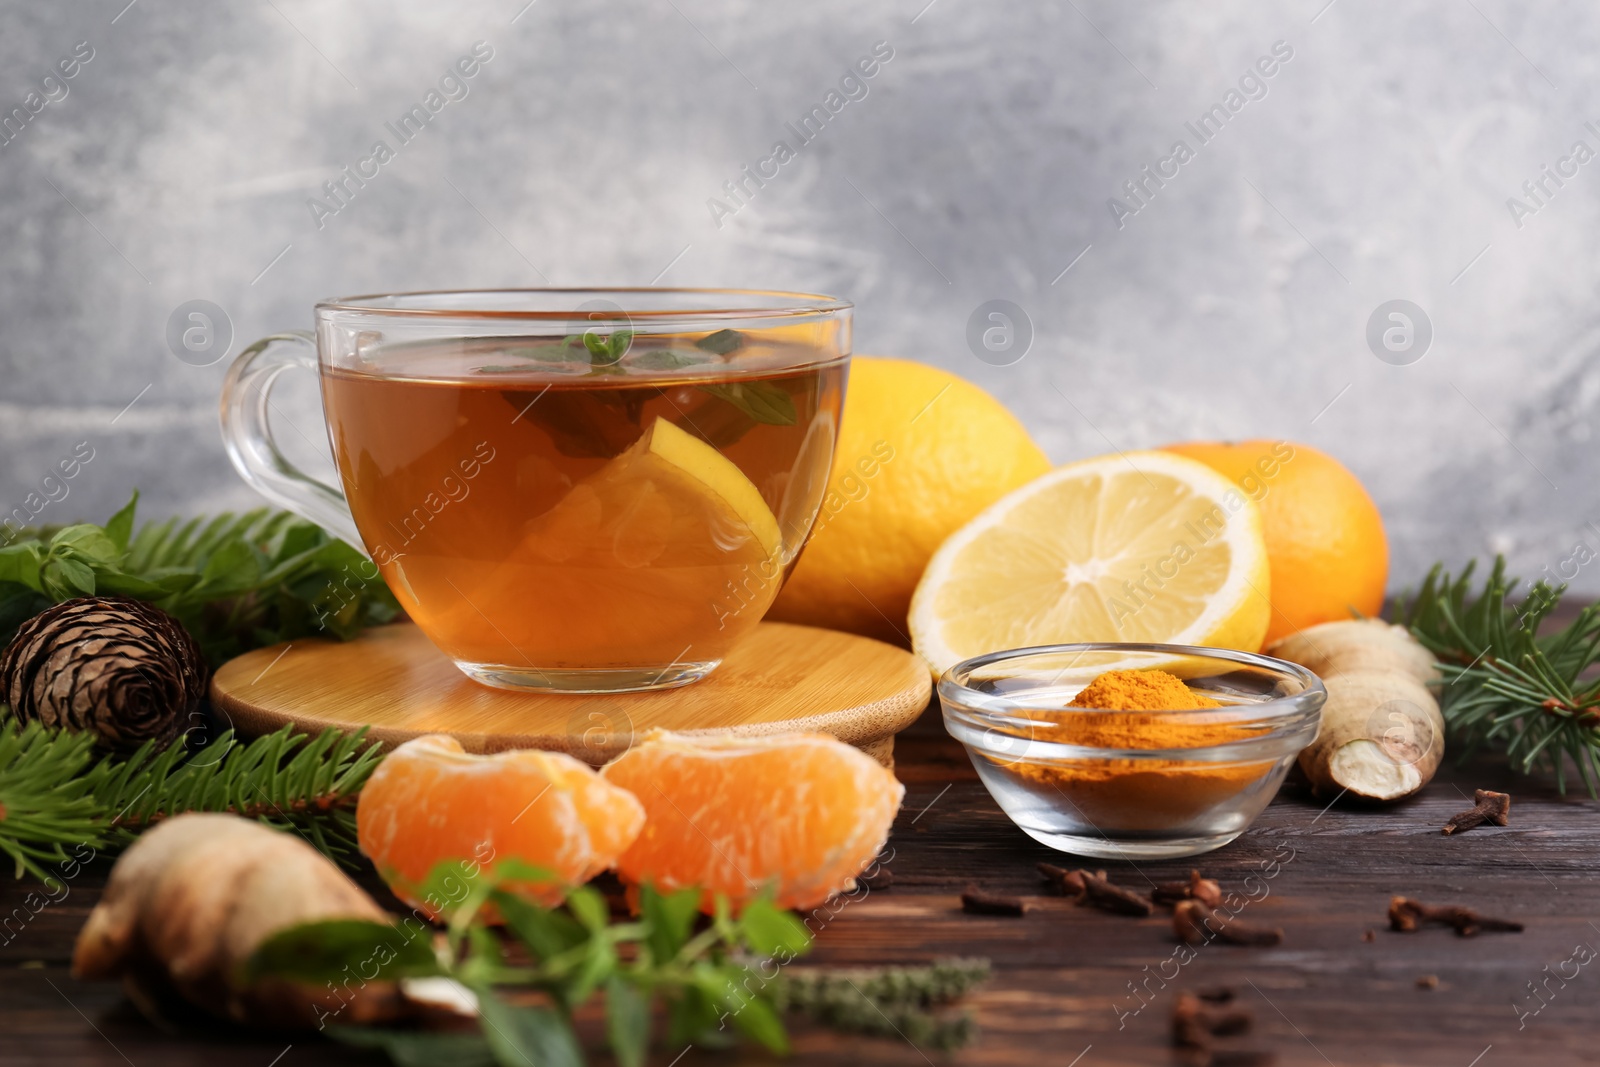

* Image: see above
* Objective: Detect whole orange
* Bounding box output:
[1162,440,1387,647]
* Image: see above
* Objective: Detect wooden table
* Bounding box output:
[7,699,1599,1066]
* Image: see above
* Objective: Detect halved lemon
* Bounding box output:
[909,451,1272,676]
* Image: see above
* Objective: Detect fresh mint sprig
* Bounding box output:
[246,860,986,1065]
[0,492,398,664]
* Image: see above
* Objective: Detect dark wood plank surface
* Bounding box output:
[8,693,1600,1065]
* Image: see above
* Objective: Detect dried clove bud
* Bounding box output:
[860,867,893,891]
[1078,869,1154,917]
[1152,869,1224,908]
[1036,862,1087,897]
[1388,896,1523,937]
[961,887,1028,916]
[1207,1009,1254,1037]
[1173,995,1213,1050]
[1442,789,1511,835]
[1174,900,1212,945]
[1174,900,1283,947]
[1172,991,1256,1048]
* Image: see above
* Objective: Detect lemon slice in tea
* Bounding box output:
[524,416,780,567]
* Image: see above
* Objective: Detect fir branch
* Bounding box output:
[0,719,108,881]
[0,715,385,880]
[1400,557,1600,794]
[93,722,383,858]
[0,491,400,665]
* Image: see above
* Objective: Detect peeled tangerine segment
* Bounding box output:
[600,730,905,913]
[910,450,1271,675]
[523,416,781,568]
[356,735,645,915]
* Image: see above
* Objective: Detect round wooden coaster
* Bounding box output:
[210,621,931,767]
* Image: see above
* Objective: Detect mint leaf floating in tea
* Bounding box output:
[695,328,746,355]
[582,327,633,369]
[698,381,798,426]
[628,348,715,371]
[479,342,586,373]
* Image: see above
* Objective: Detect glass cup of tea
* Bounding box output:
[220,289,850,693]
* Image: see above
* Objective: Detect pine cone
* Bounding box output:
[0,596,207,752]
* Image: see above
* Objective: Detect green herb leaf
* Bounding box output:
[92,569,186,600]
[696,329,746,355]
[241,919,441,985]
[476,988,584,1067]
[739,896,812,958]
[691,961,790,1054]
[725,988,790,1054]
[628,348,714,371]
[50,523,121,563]
[665,985,734,1049]
[582,328,633,366]
[641,884,702,963]
[568,936,616,1005]
[605,975,652,1067]
[582,332,613,359]
[42,556,96,598]
[103,492,139,552]
[495,891,588,962]
[506,343,583,363]
[565,885,608,932]
[329,1029,497,1067]
[194,537,262,598]
[0,543,45,592]
[699,382,797,426]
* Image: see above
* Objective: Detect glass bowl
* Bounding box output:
[939,643,1326,860]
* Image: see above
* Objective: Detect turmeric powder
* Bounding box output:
[998,669,1275,832]
[1069,669,1222,713]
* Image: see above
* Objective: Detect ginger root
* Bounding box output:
[73,812,410,1029]
[1267,618,1443,801]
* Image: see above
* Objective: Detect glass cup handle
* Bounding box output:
[218,331,365,550]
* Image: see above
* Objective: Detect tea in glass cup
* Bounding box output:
[221,290,850,692]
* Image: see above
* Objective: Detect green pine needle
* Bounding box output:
[0,719,106,881]
[1400,557,1600,795]
[0,714,385,881]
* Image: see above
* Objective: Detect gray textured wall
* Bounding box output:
[2,0,1597,594]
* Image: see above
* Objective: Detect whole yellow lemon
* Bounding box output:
[770,357,1051,645]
